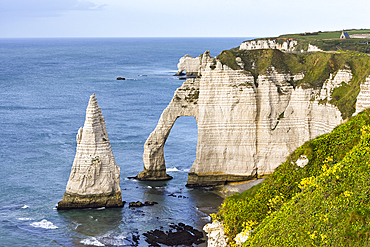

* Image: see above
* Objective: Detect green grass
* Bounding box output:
[245,29,370,53]
[217,49,335,89]
[279,31,343,40]
[279,29,370,41]
[216,48,370,118]
[214,109,370,246]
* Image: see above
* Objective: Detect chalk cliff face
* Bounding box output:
[137,50,369,187]
[239,39,297,51]
[176,51,216,76]
[58,94,123,209]
[355,77,370,115]
[203,221,228,247]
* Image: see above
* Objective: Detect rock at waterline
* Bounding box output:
[143,223,205,246]
[129,201,158,208]
[57,94,124,210]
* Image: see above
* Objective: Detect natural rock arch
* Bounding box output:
[136,78,199,181]
[136,51,354,187]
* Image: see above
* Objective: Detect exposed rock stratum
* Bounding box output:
[58,94,123,210]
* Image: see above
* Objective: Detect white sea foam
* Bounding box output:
[21,205,29,209]
[167,167,180,172]
[147,186,152,188]
[167,167,190,172]
[201,216,212,222]
[17,217,34,221]
[30,219,58,229]
[81,234,129,246]
[81,237,105,246]
[96,207,105,210]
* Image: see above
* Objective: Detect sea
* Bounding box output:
[0,37,251,247]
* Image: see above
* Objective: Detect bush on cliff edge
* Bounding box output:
[214,108,370,246]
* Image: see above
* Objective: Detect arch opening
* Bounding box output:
[164,116,198,176]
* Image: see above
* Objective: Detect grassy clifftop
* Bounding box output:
[214,108,370,246]
[273,29,370,53]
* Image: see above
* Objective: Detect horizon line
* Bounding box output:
[0,36,257,39]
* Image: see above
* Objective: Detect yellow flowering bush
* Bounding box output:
[214,110,370,246]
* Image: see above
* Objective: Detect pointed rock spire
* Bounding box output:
[58,94,124,210]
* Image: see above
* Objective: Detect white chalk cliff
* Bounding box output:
[58,94,123,209]
[203,221,228,247]
[137,50,369,187]
[355,77,370,115]
[239,39,297,51]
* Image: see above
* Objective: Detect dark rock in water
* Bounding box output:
[129,201,158,207]
[117,77,125,80]
[129,201,144,207]
[143,223,205,246]
[178,76,197,80]
[173,71,185,76]
[144,201,158,206]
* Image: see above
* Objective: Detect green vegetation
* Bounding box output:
[211,29,370,246]
[184,87,199,103]
[213,108,370,246]
[218,49,335,89]
[216,48,370,119]
[278,29,370,53]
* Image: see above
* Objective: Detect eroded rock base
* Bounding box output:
[186,172,257,187]
[136,169,173,181]
[57,191,124,210]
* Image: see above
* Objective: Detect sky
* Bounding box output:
[0,0,369,38]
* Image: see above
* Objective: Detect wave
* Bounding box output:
[201,216,212,222]
[167,167,180,172]
[81,237,105,246]
[30,219,58,229]
[167,167,190,172]
[166,167,190,172]
[17,217,34,221]
[81,233,138,246]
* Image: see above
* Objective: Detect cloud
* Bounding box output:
[72,1,108,11]
[0,0,107,17]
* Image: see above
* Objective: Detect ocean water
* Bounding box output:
[0,37,251,246]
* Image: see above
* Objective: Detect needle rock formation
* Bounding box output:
[58,94,123,210]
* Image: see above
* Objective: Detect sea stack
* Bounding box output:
[57,94,124,210]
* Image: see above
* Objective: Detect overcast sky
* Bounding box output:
[0,0,369,38]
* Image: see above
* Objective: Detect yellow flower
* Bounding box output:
[321,234,327,241]
[343,191,352,197]
[299,176,317,190]
[309,231,317,239]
